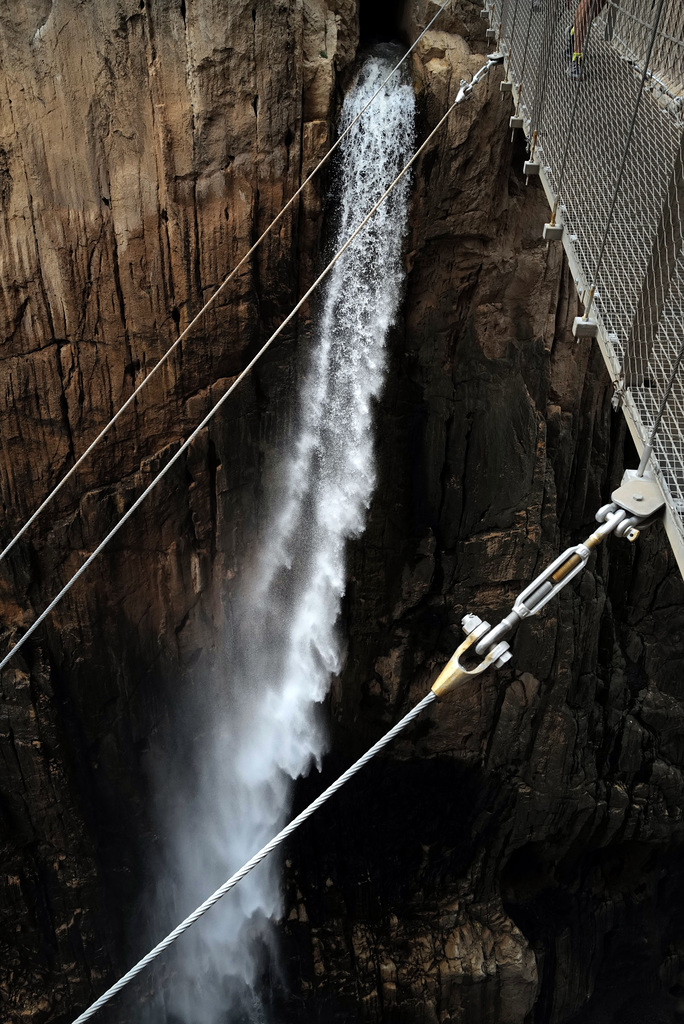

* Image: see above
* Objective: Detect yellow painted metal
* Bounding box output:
[550,530,603,585]
[431,632,503,699]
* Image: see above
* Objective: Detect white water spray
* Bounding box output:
[158,47,415,1024]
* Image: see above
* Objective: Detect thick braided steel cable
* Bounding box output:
[0,0,455,567]
[0,59,498,675]
[69,690,438,1024]
[584,0,667,319]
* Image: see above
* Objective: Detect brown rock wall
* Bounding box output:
[0,2,358,1019]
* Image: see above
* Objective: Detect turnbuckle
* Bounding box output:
[474,507,627,656]
[456,55,504,105]
[433,468,666,696]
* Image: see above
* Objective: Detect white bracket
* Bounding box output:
[572,316,598,339]
[543,222,563,241]
[612,470,665,519]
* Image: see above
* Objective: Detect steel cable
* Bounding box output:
[69,690,438,1024]
[0,60,499,674]
[0,0,455,566]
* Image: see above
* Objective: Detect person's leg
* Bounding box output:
[572,0,592,56]
[573,0,607,57]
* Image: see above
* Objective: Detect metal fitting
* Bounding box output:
[611,469,665,520]
[543,222,563,241]
[572,316,598,339]
[432,617,511,699]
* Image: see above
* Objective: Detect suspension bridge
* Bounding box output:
[3,2,684,1020]
[486,0,684,571]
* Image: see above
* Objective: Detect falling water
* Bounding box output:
[157,45,415,1024]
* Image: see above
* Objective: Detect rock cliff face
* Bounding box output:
[0,1,357,1017]
[1,2,684,1024]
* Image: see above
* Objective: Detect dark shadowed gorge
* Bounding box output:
[1,2,684,1024]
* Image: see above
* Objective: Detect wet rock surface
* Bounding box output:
[0,1,357,1018]
[1,2,684,1023]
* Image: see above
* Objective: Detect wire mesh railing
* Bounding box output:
[609,0,684,113]
[486,0,684,554]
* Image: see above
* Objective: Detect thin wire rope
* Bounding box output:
[554,10,596,200]
[69,690,438,1024]
[0,0,455,567]
[610,0,682,46]
[507,0,523,61]
[584,0,667,318]
[513,0,537,115]
[496,0,511,49]
[648,334,684,446]
[0,59,498,676]
[530,0,563,134]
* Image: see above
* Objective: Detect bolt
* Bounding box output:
[633,493,643,501]
[462,614,483,635]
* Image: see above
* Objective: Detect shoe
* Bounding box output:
[567,53,583,80]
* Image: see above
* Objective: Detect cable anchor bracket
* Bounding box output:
[471,472,666,661]
[599,467,665,541]
[434,468,667,695]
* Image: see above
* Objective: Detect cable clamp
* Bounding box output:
[437,468,668,685]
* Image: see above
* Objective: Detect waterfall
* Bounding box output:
[157,45,415,1024]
